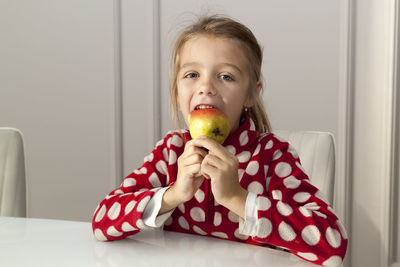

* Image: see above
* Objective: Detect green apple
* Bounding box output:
[188,108,230,144]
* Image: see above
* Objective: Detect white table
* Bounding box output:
[0,216,318,267]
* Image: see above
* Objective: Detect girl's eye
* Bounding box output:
[219,74,233,81]
[184,73,198,79]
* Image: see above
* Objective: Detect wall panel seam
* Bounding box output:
[113,0,123,186]
[337,0,355,265]
[153,0,161,143]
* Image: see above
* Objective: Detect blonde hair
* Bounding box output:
[169,15,272,134]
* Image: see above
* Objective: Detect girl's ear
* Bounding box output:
[245,81,262,107]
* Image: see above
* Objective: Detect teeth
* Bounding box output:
[195,105,214,110]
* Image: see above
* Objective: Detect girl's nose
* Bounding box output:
[198,78,217,96]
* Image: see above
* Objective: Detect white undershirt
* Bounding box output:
[142,188,258,236]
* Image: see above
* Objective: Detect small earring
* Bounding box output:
[244,107,248,112]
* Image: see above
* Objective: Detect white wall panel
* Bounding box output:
[351,0,397,266]
[120,0,160,178]
[0,0,117,222]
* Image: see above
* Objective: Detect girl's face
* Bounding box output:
[177,35,253,133]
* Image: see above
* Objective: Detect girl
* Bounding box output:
[92,15,347,266]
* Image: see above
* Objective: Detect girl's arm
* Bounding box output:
[91,133,182,241]
[242,135,348,266]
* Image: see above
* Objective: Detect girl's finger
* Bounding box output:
[184,140,209,157]
[200,161,217,179]
[202,153,223,169]
[184,163,202,177]
[192,136,227,158]
[181,153,205,166]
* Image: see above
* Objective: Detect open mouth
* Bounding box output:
[194,105,216,110]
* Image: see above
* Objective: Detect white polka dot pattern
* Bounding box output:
[94,229,107,241]
[276,201,293,216]
[114,189,123,195]
[156,160,167,175]
[283,176,301,189]
[336,220,348,239]
[304,202,320,210]
[257,218,272,238]
[162,148,168,161]
[148,172,161,187]
[214,212,222,226]
[314,211,327,219]
[288,146,299,159]
[258,196,271,211]
[156,138,163,147]
[169,150,177,165]
[193,225,207,235]
[190,207,205,222]
[107,226,122,237]
[107,203,121,220]
[124,200,136,215]
[246,161,259,175]
[194,189,205,203]
[322,256,342,266]
[325,227,341,248]
[302,225,321,246]
[121,222,137,231]
[178,203,185,213]
[123,178,136,187]
[234,228,249,240]
[228,211,239,223]
[171,135,183,147]
[297,252,318,261]
[265,140,273,150]
[166,137,172,148]
[299,207,312,217]
[278,221,296,241]
[272,150,282,160]
[238,169,245,182]
[144,152,153,163]
[248,181,264,195]
[237,151,251,163]
[136,196,150,212]
[239,131,249,146]
[275,162,292,177]
[253,144,261,156]
[211,232,228,239]
[139,167,147,174]
[95,205,106,222]
[293,192,311,203]
[136,219,145,229]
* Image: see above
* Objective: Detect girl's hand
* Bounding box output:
[171,140,208,203]
[193,136,247,208]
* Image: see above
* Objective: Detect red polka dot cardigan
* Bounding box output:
[92,117,348,266]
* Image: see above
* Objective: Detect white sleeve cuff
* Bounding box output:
[239,191,258,236]
[142,187,174,228]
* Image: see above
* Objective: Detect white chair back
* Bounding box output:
[0,127,26,217]
[273,130,335,205]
